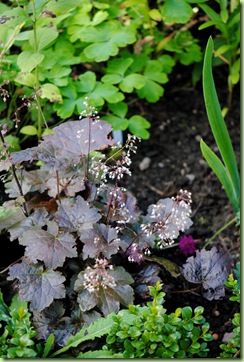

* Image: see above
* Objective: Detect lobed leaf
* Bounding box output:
[19,221,77,269]
[55,195,101,234]
[8,259,66,311]
[81,224,123,259]
[28,27,59,52]
[75,266,134,316]
[181,247,232,300]
[17,51,44,73]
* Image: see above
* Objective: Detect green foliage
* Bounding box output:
[0,291,37,358]
[4,0,238,141]
[49,313,115,357]
[0,290,56,358]
[1,1,239,141]
[68,282,213,358]
[199,0,240,106]
[200,37,240,215]
[219,274,240,358]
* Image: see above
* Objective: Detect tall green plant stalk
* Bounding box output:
[200,37,240,215]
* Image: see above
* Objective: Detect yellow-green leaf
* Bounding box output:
[20,125,38,136]
[40,83,62,102]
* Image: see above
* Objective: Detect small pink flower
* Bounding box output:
[179,235,197,256]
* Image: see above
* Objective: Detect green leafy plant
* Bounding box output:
[200,37,240,223]
[50,281,213,358]
[199,0,240,108]
[1,0,216,142]
[0,290,37,358]
[0,290,56,358]
[219,274,240,358]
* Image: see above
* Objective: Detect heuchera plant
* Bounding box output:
[0,100,233,346]
[0,99,194,344]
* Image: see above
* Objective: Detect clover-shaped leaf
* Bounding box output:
[77,21,136,62]
[102,58,145,93]
[137,60,168,102]
[181,247,232,300]
[19,221,77,269]
[8,259,65,311]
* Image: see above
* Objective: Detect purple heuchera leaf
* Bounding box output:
[179,235,197,256]
[11,147,38,165]
[181,247,232,300]
[75,264,134,316]
[11,118,113,169]
[32,301,65,340]
[32,301,75,346]
[8,208,49,241]
[19,221,77,269]
[37,118,113,169]
[7,259,65,311]
[81,224,124,259]
[55,195,101,234]
[43,118,113,156]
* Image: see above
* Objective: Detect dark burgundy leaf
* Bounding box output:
[8,259,65,311]
[19,221,77,269]
[181,247,232,300]
[81,224,122,259]
[55,195,101,234]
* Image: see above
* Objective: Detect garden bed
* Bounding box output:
[121,65,240,357]
[0,65,240,358]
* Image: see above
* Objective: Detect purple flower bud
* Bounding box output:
[179,235,197,256]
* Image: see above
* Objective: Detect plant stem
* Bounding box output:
[203,216,237,249]
[31,0,43,139]
[0,130,28,217]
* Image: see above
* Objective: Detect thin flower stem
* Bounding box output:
[203,216,237,249]
[0,130,28,217]
[56,170,61,203]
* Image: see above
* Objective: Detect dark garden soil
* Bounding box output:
[121,65,240,358]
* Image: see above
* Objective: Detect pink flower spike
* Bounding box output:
[179,235,197,256]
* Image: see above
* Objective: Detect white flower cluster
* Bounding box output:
[108,187,135,224]
[89,133,140,188]
[106,134,140,181]
[79,97,98,118]
[82,258,116,293]
[0,80,10,103]
[141,190,193,248]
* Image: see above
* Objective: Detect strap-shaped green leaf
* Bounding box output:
[200,139,239,213]
[50,313,114,357]
[202,37,240,211]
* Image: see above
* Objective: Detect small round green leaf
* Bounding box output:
[182,306,192,320]
[20,125,38,136]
